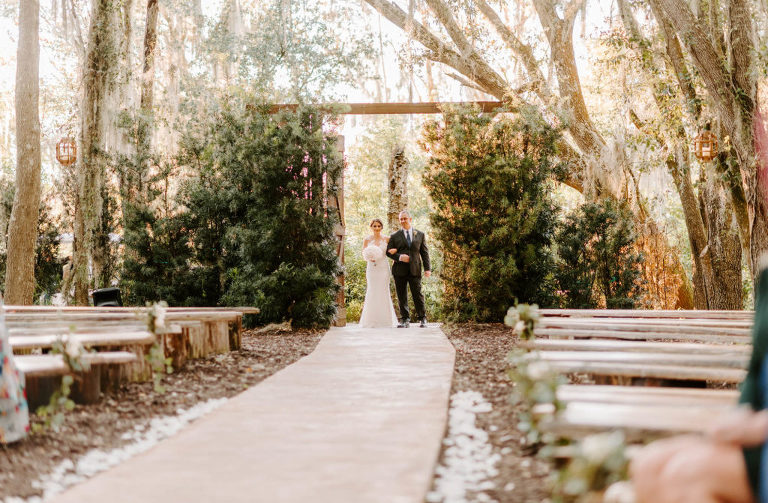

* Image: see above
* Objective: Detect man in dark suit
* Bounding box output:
[387,210,431,328]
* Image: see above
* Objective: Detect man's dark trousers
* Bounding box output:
[394,275,425,322]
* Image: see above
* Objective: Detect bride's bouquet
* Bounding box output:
[363,244,385,265]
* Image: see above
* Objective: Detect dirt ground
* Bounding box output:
[433,323,552,503]
[0,328,323,500]
[1,323,548,502]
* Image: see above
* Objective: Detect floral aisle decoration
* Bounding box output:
[507,348,565,446]
[504,303,540,340]
[145,302,173,393]
[549,431,631,503]
[34,332,92,432]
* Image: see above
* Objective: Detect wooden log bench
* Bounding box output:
[533,325,751,344]
[18,351,140,408]
[5,306,257,404]
[539,308,754,320]
[536,398,732,441]
[524,338,750,354]
[6,306,255,368]
[517,309,753,442]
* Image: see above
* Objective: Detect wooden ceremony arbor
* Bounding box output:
[268,101,505,325]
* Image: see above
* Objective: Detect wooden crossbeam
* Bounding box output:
[268,101,505,115]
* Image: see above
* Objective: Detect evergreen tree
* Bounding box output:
[0,180,61,303]
[121,99,342,328]
[554,199,644,308]
[212,104,342,327]
[421,106,561,322]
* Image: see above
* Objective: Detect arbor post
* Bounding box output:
[331,135,346,326]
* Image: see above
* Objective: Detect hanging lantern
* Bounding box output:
[693,128,718,162]
[55,137,77,166]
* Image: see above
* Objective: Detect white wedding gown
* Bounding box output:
[359,240,398,328]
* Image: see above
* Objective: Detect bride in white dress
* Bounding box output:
[359,218,398,328]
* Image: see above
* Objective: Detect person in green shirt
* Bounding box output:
[630,267,768,503]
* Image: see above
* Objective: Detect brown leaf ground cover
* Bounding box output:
[432,323,552,502]
[0,328,322,500]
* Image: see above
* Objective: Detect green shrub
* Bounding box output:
[0,180,62,303]
[554,199,644,308]
[421,106,561,322]
[121,98,342,329]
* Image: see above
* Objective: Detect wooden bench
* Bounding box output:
[5,306,255,357]
[6,306,257,407]
[518,309,752,442]
[539,308,754,320]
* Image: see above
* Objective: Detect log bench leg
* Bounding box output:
[163,331,188,370]
[228,316,242,351]
[25,375,61,411]
[72,368,102,404]
[25,370,102,410]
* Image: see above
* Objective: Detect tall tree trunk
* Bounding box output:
[73,0,120,305]
[701,170,743,308]
[6,0,42,305]
[667,150,713,308]
[653,0,764,285]
[387,146,409,232]
[121,0,159,240]
[622,0,742,308]
[363,0,704,307]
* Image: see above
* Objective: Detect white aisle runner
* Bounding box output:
[50,325,455,503]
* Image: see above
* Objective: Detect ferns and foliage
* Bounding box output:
[553,199,644,309]
[0,178,62,303]
[422,106,563,322]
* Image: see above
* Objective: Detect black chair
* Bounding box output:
[92,287,123,307]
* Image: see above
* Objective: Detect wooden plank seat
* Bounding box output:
[536,400,732,441]
[2,306,250,353]
[539,309,754,320]
[9,331,156,350]
[6,306,256,408]
[16,351,138,377]
[18,351,140,407]
[535,360,745,382]
[3,305,259,313]
[534,327,751,344]
[529,386,741,442]
[518,309,754,444]
[522,339,751,354]
[555,384,739,406]
[530,350,748,369]
[538,318,753,331]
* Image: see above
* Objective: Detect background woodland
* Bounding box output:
[3,0,768,324]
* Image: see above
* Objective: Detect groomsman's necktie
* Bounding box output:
[406,230,412,246]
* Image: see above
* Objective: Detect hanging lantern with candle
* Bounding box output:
[693,125,718,162]
[55,137,77,167]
